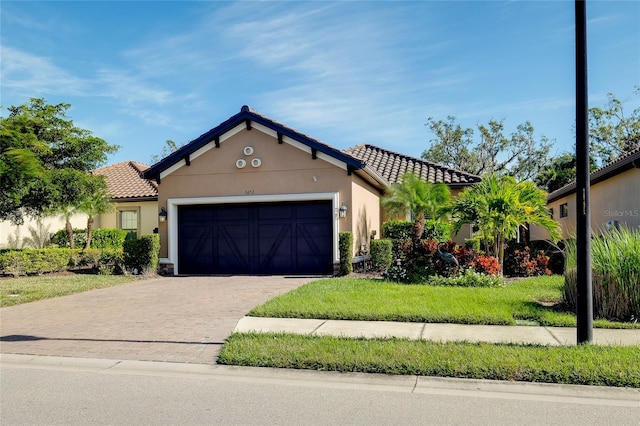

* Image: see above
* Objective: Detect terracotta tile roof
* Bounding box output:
[547,146,640,202]
[94,161,158,200]
[344,144,481,188]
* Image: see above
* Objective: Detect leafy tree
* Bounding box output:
[448,174,560,273]
[589,88,640,165]
[535,152,598,193]
[381,172,451,246]
[0,98,118,224]
[150,139,181,164]
[422,117,551,181]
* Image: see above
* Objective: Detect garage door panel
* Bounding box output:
[178,201,333,274]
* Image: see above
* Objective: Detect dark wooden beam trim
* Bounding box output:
[184,154,190,166]
[245,119,252,130]
[156,177,161,185]
[347,165,355,176]
[311,148,317,160]
[277,132,283,144]
[214,136,220,148]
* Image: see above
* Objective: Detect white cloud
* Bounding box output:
[0,46,88,97]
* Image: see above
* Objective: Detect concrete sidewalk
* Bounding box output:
[234,317,640,346]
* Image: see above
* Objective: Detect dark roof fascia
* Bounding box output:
[143,106,366,180]
[111,196,159,203]
[547,148,640,203]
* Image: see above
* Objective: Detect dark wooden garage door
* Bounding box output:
[178,201,333,275]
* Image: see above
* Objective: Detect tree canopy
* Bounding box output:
[589,88,640,165]
[535,88,638,192]
[0,98,119,224]
[422,117,551,182]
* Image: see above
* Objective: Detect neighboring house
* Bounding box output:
[93,161,159,237]
[530,147,640,241]
[143,105,480,275]
[0,214,87,249]
[0,161,158,249]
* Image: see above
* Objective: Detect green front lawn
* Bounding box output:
[218,333,640,388]
[0,274,138,307]
[223,275,639,386]
[249,275,640,329]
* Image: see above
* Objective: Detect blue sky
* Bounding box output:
[1,1,638,167]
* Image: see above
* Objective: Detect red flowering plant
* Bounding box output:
[503,246,551,277]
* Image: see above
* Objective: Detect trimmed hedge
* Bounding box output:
[382,220,451,241]
[0,248,125,277]
[370,239,392,272]
[91,229,129,249]
[51,228,129,249]
[0,249,73,276]
[338,232,353,276]
[123,234,160,274]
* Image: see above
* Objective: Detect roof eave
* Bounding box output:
[547,149,640,203]
[143,107,366,181]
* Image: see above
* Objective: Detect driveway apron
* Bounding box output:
[0,276,313,364]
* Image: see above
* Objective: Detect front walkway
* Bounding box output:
[235,317,640,346]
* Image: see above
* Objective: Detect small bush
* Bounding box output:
[91,229,129,249]
[123,234,160,274]
[370,239,393,272]
[381,220,412,240]
[382,220,450,241]
[97,249,125,275]
[427,268,504,287]
[338,232,353,276]
[504,245,551,277]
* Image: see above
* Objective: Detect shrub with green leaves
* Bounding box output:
[427,268,504,287]
[0,248,74,276]
[338,232,353,276]
[123,234,160,274]
[370,239,392,272]
[91,229,129,249]
[382,220,450,241]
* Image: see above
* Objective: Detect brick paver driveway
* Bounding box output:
[0,276,313,364]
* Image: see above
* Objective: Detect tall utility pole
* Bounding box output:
[575,0,593,344]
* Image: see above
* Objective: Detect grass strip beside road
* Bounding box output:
[218,332,640,388]
[249,276,640,329]
[0,274,137,307]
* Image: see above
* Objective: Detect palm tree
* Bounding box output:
[449,173,560,273]
[78,187,114,249]
[50,204,78,248]
[381,172,451,245]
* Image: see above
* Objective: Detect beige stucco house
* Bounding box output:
[530,147,640,240]
[93,161,159,237]
[0,161,158,249]
[143,106,479,275]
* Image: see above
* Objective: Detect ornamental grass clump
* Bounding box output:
[563,226,640,321]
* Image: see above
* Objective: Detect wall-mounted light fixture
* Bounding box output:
[159,207,168,223]
[339,203,348,218]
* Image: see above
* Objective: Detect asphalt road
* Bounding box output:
[1,355,638,426]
